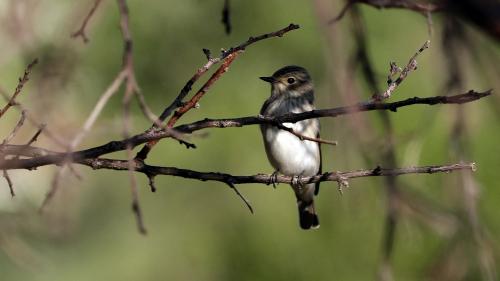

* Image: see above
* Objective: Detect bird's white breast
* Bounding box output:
[261,97,320,177]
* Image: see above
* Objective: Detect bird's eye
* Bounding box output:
[287,77,296,84]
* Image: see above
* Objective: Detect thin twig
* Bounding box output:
[0,86,67,148]
[11,124,45,161]
[26,124,45,146]
[136,51,243,160]
[347,9,400,280]
[0,59,37,119]
[40,166,66,213]
[43,0,132,211]
[127,144,147,234]
[134,23,300,161]
[147,174,157,192]
[373,40,431,101]
[225,181,253,213]
[0,110,27,148]
[167,52,241,127]
[71,0,103,43]
[71,70,127,150]
[41,70,127,209]
[3,170,14,197]
[275,123,338,146]
[117,0,148,235]
[221,0,231,34]
[157,23,299,123]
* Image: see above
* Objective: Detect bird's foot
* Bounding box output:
[268,170,280,189]
[292,175,304,191]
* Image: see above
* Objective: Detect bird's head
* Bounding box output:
[260,65,313,96]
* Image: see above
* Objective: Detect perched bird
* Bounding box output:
[259,65,322,230]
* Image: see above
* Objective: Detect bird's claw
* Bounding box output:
[292,175,304,190]
[269,170,279,188]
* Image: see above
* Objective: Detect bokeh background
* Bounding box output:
[0,0,499,280]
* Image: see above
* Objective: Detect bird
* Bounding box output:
[259,65,322,230]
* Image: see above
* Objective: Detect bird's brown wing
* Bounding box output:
[314,131,322,195]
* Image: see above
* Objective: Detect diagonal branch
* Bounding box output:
[71,0,103,43]
[155,23,299,124]
[135,51,242,160]
[0,110,27,149]
[0,59,37,119]
[134,23,300,161]
[372,40,431,101]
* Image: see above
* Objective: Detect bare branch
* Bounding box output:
[156,23,299,124]
[80,159,476,187]
[275,123,338,146]
[26,124,45,146]
[329,0,444,24]
[3,170,14,197]
[40,166,66,213]
[221,0,231,34]
[71,0,103,43]
[0,59,37,119]
[225,181,254,214]
[135,51,242,160]
[0,87,67,148]
[0,91,490,171]
[0,110,26,148]
[134,23,300,161]
[70,70,127,150]
[0,143,479,188]
[117,0,148,235]
[372,40,431,101]
[127,145,147,234]
[176,90,492,134]
[147,174,157,192]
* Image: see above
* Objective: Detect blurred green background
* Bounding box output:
[0,0,499,280]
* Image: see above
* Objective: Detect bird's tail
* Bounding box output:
[298,200,320,230]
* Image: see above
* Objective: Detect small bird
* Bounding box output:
[259,65,322,230]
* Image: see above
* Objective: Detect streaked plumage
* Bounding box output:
[259,65,322,230]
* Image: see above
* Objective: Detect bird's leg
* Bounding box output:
[269,170,280,189]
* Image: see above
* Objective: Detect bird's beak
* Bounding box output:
[259,76,275,83]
